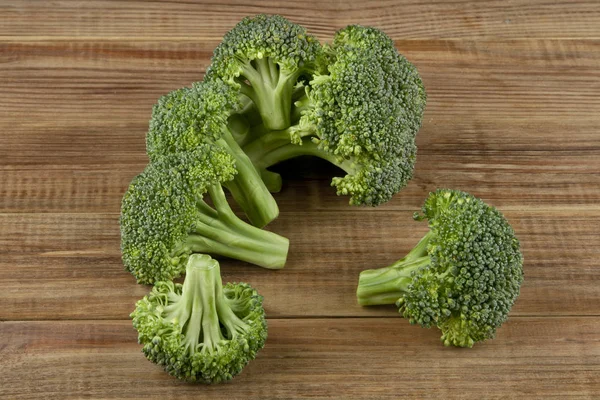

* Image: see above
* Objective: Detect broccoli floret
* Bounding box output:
[146,79,279,228]
[356,189,523,347]
[242,25,426,206]
[206,14,323,131]
[131,254,267,383]
[120,144,289,284]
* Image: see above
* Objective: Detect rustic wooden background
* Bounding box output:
[1,1,599,398]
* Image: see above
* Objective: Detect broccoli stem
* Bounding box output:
[256,141,356,174]
[226,113,251,145]
[186,185,289,269]
[356,256,429,306]
[356,231,434,306]
[260,169,283,193]
[238,57,297,131]
[242,126,301,156]
[163,254,224,355]
[243,133,357,183]
[216,295,249,339]
[225,292,255,315]
[218,128,279,228]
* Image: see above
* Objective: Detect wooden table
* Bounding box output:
[1,1,599,398]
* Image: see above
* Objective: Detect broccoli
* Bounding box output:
[146,79,279,228]
[131,254,267,383]
[241,24,427,206]
[120,144,289,285]
[152,16,425,207]
[205,14,323,131]
[356,189,523,347]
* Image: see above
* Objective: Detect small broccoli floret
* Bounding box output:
[120,144,289,284]
[206,14,323,130]
[131,254,267,383]
[146,79,279,228]
[242,25,426,206]
[356,189,523,347]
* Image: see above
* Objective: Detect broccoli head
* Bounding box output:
[356,189,523,347]
[120,144,289,284]
[206,14,323,130]
[146,79,279,228]
[131,254,267,383]
[242,25,426,206]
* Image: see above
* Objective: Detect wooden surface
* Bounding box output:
[1,1,599,398]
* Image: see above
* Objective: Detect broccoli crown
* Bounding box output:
[146,79,240,160]
[131,255,267,383]
[206,14,322,83]
[305,25,426,206]
[119,146,236,284]
[145,77,282,229]
[404,189,523,347]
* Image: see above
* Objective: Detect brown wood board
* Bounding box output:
[1,318,599,399]
[1,1,599,398]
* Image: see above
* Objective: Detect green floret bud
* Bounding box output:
[146,79,279,228]
[206,14,323,130]
[309,25,426,156]
[120,146,289,285]
[331,155,417,206]
[357,189,524,347]
[305,25,425,205]
[146,79,241,159]
[242,24,426,206]
[131,254,267,383]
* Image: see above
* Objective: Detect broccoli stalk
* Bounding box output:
[356,232,433,306]
[356,190,524,347]
[163,255,250,355]
[217,128,280,227]
[242,126,355,168]
[131,254,267,383]
[243,135,360,195]
[235,56,299,130]
[174,184,288,270]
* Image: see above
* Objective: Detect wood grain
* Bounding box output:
[1,154,599,215]
[1,318,598,399]
[0,210,598,320]
[1,1,600,40]
[3,39,600,120]
[2,39,599,167]
[1,1,599,398]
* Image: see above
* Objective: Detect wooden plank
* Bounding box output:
[1,318,598,399]
[2,39,600,116]
[1,153,599,214]
[1,122,599,166]
[1,1,600,40]
[1,39,599,165]
[0,210,598,320]
[1,1,598,398]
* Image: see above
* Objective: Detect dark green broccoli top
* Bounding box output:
[357,189,523,347]
[145,78,280,228]
[305,25,427,206]
[120,145,236,284]
[146,79,240,160]
[206,14,322,85]
[407,190,523,346]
